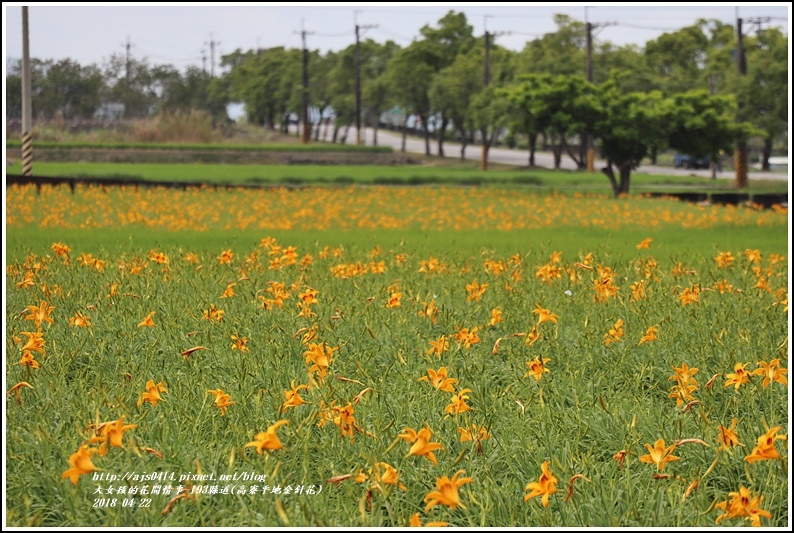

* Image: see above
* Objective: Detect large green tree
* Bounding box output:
[734,27,788,169]
[594,82,673,196]
[429,51,481,159]
[666,90,747,178]
[467,85,510,170]
[385,43,435,154]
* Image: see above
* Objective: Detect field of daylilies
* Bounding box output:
[4,183,790,527]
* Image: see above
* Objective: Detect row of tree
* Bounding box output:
[6,12,787,184]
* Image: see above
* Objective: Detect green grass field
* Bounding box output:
[6,161,789,193]
[5,182,789,527]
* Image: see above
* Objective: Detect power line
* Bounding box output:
[314,30,356,38]
[615,22,682,32]
[374,26,414,42]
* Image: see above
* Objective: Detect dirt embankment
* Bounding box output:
[5,148,419,166]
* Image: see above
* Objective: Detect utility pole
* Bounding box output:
[295,21,314,144]
[21,6,32,177]
[584,20,615,172]
[355,13,377,145]
[124,35,132,118]
[205,33,219,78]
[734,17,747,189]
[201,48,207,74]
[585,20,594,172]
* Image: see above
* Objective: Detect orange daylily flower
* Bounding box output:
[52,242,72,256]
[640,439,680,471]
[525,325,541,346]
[423,470,473,512]
[355,461,406,492]
[418,300,439,323]
[744,426,786,464]
[724,362,751,390]
[445,388,472,415]
[207,389,236,415]
[386,291,403,308]
[637,325,658,346]
[137,311,156,328]
[90,416,138,456]
[603,319,624,346]
[219,283,236,299]
[454,327,480,349]
[303,342,337,381]
[532,304,558,325]
[717,418,743,452]
[62,445,100,485]
[137,380,167,407]
[282,381,310,410]
[217,249,234,264]
[715,486,773,527]
[524,357,551,382]
[458,424,491,452]
[714,251,735,269]
[202,304,225,322]
[427,336,449,358]
[524,461,558,507]
[17,271,36,288]
[752,359,788,388]
[400,425,444,465]
[245,420,289,453]
[69,312,92,328]
[669,382,698,408]
[465,280,488,302]
[25,301,56,329]
[331,402,364,440]
[230,333,249,352]
[418,367,458,393]
[678,285,700,306]
[20,331,45,354]
[636,238,652,250]
[488,307,503,327]
[19,351,39,369]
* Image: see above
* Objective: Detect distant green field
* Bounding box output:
[5,161,788,193]
[5,140,393,153]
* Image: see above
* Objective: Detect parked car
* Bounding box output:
[674,153,711,169]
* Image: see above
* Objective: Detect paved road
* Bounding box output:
[302,124,787,182]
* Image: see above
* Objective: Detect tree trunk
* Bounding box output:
[528,133,537,167]
[267,107,276,130]
[373,117,379,146]
[710,160,717,179]
[650,146,658,165]
[323,117,330,141]
[563,138,585,169]
[762,136,772,171]
[618,162,632,195]
[552,146,563,169]
[332,123,340,144]
[314,106,325,141]
[579,133,587,168]
[601,160,620,197]
[459,128,467,160]
[340,124,350,145]
[480,127,490,171]
[419,114,431,156]
[401,115,408,153]
[437,116,449,158]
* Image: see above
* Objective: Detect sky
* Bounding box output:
[2,2,791,75]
